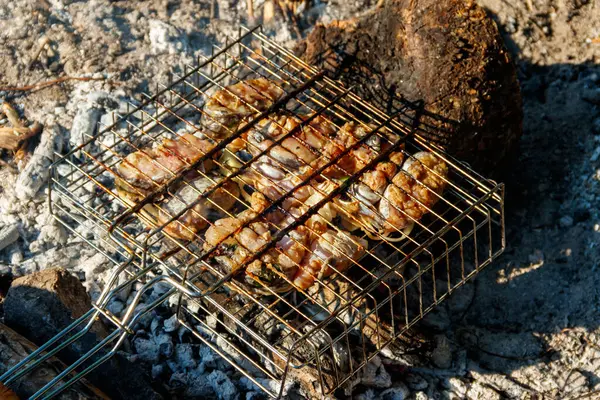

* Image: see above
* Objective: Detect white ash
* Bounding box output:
[148,19,191,55]
[0,225,19,252]
[15,125,62,201]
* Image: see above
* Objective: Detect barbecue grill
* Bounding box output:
[1,26,505,399]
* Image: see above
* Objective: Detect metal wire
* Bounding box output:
[1,26,505,399]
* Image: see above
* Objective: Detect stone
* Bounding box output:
[148,19,190,55]
[590,146,600,162]
[445,377,468,398]
[414,392,429,400]
[208,369,239,400]
[151,363,164,380]
[0,224,19,252]
[592,117,600,135]
[421,306,451,331]
[184,366,215,397]
[15,125,61,200]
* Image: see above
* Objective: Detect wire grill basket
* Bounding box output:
[1,26,505,399]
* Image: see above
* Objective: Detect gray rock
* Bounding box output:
[208,369,239,400]
[148,19,190,55]
[15,125,61,200]
[246,391,267,400]
[466,382,501,400]
[355,389,375,400]
[0,224,19,252]
[421,306,451,331]
[106,299,124,316]
[444,377,468,397]
[413,392,430,400]
[590,146,600,162]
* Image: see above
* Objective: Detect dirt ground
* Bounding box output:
[1,0,600,399]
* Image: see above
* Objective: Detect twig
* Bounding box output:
[28,36,51,70]
[1,102,23,128]
[0,76,106,92]
[247,0,255,20]
[0,123,42,151]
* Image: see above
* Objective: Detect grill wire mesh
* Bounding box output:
[1,26,505,399]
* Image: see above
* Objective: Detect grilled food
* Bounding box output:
[116,133,215,203]
[202,78,285,137]
[113,77,450,294]
[157,176,240,241]
[379,151,448,236]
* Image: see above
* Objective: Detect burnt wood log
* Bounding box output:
[0,323,109,399]
[3,268,163,400]
[295,0,522,174]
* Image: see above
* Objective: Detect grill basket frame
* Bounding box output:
[1,26,505,399]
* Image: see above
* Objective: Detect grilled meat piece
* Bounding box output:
[203,78,285,137]
[157,176,240,241]
[116,133,215,203]
[379,151,448,235]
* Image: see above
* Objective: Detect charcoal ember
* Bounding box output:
[208,369,239,400]
[3,268,161,400]
[356,355,392,389]
[380,383,410,400]
[295,0,522,174]
[0,323,108,399]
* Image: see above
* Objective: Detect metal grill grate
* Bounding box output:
[1,26,505,399]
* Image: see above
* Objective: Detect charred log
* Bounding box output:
[295,0,522,174]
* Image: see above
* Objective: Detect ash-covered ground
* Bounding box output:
[0,0,600,399]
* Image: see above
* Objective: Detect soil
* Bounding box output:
[0,0,600,399]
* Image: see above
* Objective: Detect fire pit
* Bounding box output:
[1,26,504,398]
